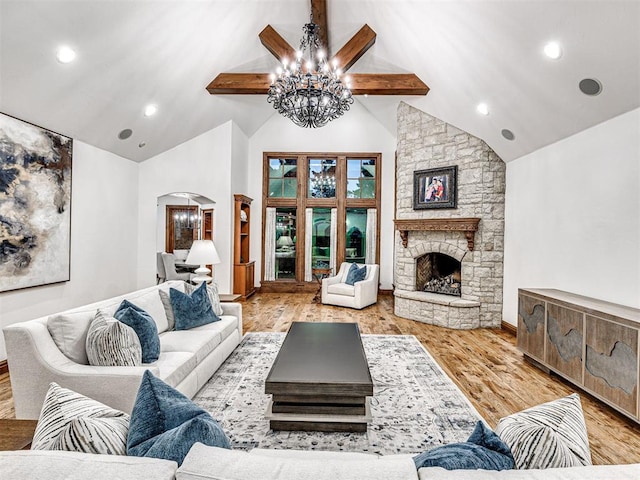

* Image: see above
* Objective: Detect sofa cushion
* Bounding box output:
[0,450,178,480]
[47,309,95,364]
[345,263,367,285]
[31,383,129,455]
[170,282,219,331]
[153,351,198,388]
[413,421,514,471]
[159,330,222,364]
[185,281,225,317]
[177,443,420,480]
[328,283,355,296]
[127,371,230,466]
[417,464,640,480]
[495,393,591,469]
[114,300,160,364]
[86,310,142,366]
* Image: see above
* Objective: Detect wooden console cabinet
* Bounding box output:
[233,194,255,299]
[517,288,640,423]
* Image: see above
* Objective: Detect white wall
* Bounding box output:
[137,122,235,293]
[0,141,139,360]
[503,108,640,326]
[247,101,397,289]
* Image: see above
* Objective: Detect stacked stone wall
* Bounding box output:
[395,102,505,328]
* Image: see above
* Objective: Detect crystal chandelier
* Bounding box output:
[267,15,354,128]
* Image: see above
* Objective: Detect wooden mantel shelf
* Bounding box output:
[394,218,481,251]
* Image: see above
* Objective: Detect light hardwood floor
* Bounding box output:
[1,292,639,464]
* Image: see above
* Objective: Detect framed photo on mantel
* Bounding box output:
[413,165,457,210]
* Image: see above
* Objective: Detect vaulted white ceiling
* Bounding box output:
[1,0,638,163]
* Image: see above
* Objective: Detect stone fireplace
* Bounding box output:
[393,103,505,329]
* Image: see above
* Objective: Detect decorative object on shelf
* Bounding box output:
[233,194,256,298]
[186,240,221,284]
[266,13,353,128]
[239,210,247,222]
[413,165,458,210]
[0,112,73,293]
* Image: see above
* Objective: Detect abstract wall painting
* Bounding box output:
[0,112,73,292]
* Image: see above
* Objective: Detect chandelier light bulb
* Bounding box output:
[270,73,276,83]
[282,58,289,68]
[276,66,283,75]
[296,50,303,59]
[332,59,339,68]
[306,61,313,71]
[317,50,324,60]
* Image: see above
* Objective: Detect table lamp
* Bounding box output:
[277,235,294,250]
[186,240,221,284]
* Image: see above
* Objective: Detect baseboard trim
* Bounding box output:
[379,289,393,296]
[0,360,8,375]
[501,321,517,336]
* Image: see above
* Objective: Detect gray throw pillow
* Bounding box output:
[158,289,176,331]
[86,310,142,367]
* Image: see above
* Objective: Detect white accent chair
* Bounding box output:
[321,262,379,309]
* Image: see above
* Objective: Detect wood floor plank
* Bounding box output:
[1,292,638,464]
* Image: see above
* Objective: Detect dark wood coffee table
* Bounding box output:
[0,419,38,450]
[265,322,373,432]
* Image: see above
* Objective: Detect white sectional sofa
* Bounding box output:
[1,444,638,480]
[3,280,242,418]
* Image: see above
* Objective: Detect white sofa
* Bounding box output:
[321,262,380,309]
[3,280,242,419]
[1,444,638,480]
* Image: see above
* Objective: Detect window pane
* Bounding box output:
[312,208,331,269]
[269,159,283,177]
[346,179,360,198]
[283,161,297,177]
[268,179,282,197]
[283,178,297,197]
[308,158,336,198]
[362,161,375,177]
[360,179,375,198]
[346,208,367,264]
[347,159,361,178]
[275,208,296,279]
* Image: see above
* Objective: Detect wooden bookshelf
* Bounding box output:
[233,194,255,299]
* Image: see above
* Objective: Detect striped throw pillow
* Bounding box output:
[495,393,592,469]
[31,383,129,455]
[86,310,142,366]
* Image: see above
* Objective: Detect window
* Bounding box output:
[268,158,297,198]
[308,158,336,198]
[262,153,380,286]
[346,158,376,199]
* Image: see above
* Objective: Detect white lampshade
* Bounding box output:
[277,235,294,247]
[186,240,220,283]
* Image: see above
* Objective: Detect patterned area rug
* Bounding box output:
[193,332,482,455]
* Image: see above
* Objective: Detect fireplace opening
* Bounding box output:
[416,253,461,297]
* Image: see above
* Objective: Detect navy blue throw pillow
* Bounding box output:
[169,281,219,331]
[127,370,230,465]
[413,421,514,471]
[114,300,160,363]
[345,263,367,285]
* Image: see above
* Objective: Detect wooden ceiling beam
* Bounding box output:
[206,73,271,95]
[347,73,430,95]
[206,72,429,96]
[311,0,329,56]
[331,25,376,72]
[259,25,296,62]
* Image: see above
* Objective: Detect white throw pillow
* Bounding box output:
[495,393,592,469]
[85,310,142,366]
[47,310,96,364]
[31,383,129,455]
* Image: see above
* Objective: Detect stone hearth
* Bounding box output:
[394,103,505,329]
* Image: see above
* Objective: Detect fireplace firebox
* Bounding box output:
[416,253,462,297]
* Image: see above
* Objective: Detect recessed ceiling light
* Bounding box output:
[501,129,515,141]
[579,78,603,96]
[118,128,133,140]
[56,46,76,64]
[543,41,562,60]
[476,103,489,116]
[144,104,158,117]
